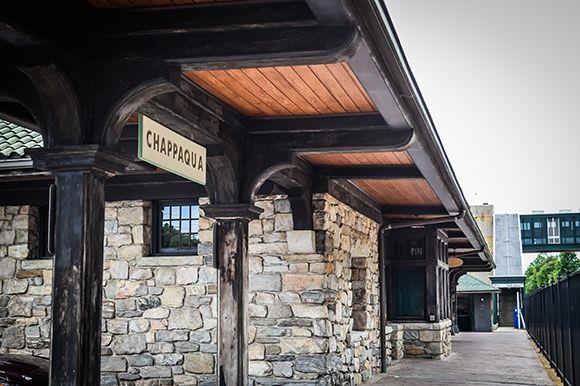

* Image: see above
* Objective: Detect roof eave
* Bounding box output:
[352,0,493,265]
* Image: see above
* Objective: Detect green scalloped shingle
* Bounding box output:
[0,119,43,159]
[457,274,499,293]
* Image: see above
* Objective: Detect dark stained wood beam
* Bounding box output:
[170,74,245,130]
[139,92,242,146]
[0,173,208,205]
[246,112,387,134]
[27,146,128,386]
[101,1,318,37]
[249,127,413,154]
[314,177,382,224]
[101,25,359,70]
[318,165,422,180]
[201,204,262,386]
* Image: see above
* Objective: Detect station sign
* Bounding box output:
[138,114,206,185]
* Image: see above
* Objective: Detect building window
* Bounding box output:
[547,217,560,244]
[521,222,531,231]
[391,238,425,259]
[393,267,425,319]
[534,222,543,229]
[523,238,532,245]
[154,201,200,255]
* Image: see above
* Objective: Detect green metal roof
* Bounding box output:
[0,119,43,159]
[457,274,499,293]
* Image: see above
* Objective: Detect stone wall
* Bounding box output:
[0,205,48,356]
[1,192,384,386]
[247,193,381,386]
[0,201,219,386]
[388,320,452,359]
[100,199,217,385]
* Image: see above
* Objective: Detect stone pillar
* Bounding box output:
[29,146,127,386]
[201,204,262,386]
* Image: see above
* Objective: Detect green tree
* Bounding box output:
[524,252,580,293]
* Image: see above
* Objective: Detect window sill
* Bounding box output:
[136,255,204,267]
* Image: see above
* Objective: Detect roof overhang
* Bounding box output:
[0,0,494,268]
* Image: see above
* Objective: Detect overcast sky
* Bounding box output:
[385,0,580,216]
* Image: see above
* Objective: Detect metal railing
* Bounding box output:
[525,271,580,386]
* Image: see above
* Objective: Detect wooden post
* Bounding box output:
[201,204,262,386]
[29,146,127,386]
[378,227,388,372]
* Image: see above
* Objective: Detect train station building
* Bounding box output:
[0,1,493,385]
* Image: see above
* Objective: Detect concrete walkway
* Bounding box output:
[365,329,554,386]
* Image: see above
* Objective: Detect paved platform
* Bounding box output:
[364,329,554,385]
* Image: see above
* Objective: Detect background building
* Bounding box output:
[520,211,580,253]
[491,214,525,328]
[456,274,499,332]
[456,204,498,332]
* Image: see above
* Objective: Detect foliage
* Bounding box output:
[525,252,580,293]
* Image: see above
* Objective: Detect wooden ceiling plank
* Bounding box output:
[187,71,263,116]
[342,62,376,109]
[330,63,375,112]
[218,69,288,115]
[228,69,293,116]
[291,65,346,113]
[211,70,281,116]
[241,68,306,115]
[308,65,360,112]
[274,67,334,114]
[257,68,319,115]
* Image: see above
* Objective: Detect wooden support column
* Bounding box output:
[201,204,262,386]
[378,227,388,372]
[29,146,127,386]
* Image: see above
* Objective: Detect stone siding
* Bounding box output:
[0,205,47,356]
[0,201,218,386]
[388,320,452,359]
[1,193,384,386]
[247,193,381,385]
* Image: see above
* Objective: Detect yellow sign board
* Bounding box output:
[138,115,206,185]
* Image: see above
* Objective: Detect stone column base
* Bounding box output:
[387,319,452,359]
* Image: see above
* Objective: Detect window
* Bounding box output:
[562,221,570,228]
[534,222,543,229]
[523,238,532,245]
[547,217,560,244]
[521,222,531,231]
[393,268,425,319]
[392,238,425,259]
[155,201,200,254]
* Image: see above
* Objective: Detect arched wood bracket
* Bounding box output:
[0,67,44,132]
[17,63,83,147]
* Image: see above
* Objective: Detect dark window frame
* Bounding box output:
[35,205,53,259]
[152,200,200,256]
[392,266,426,320]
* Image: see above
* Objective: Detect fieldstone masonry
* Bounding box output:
[388,320,452,359]
[0,193,451,385]
[247,193,382,385]
[0,201,218,386]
